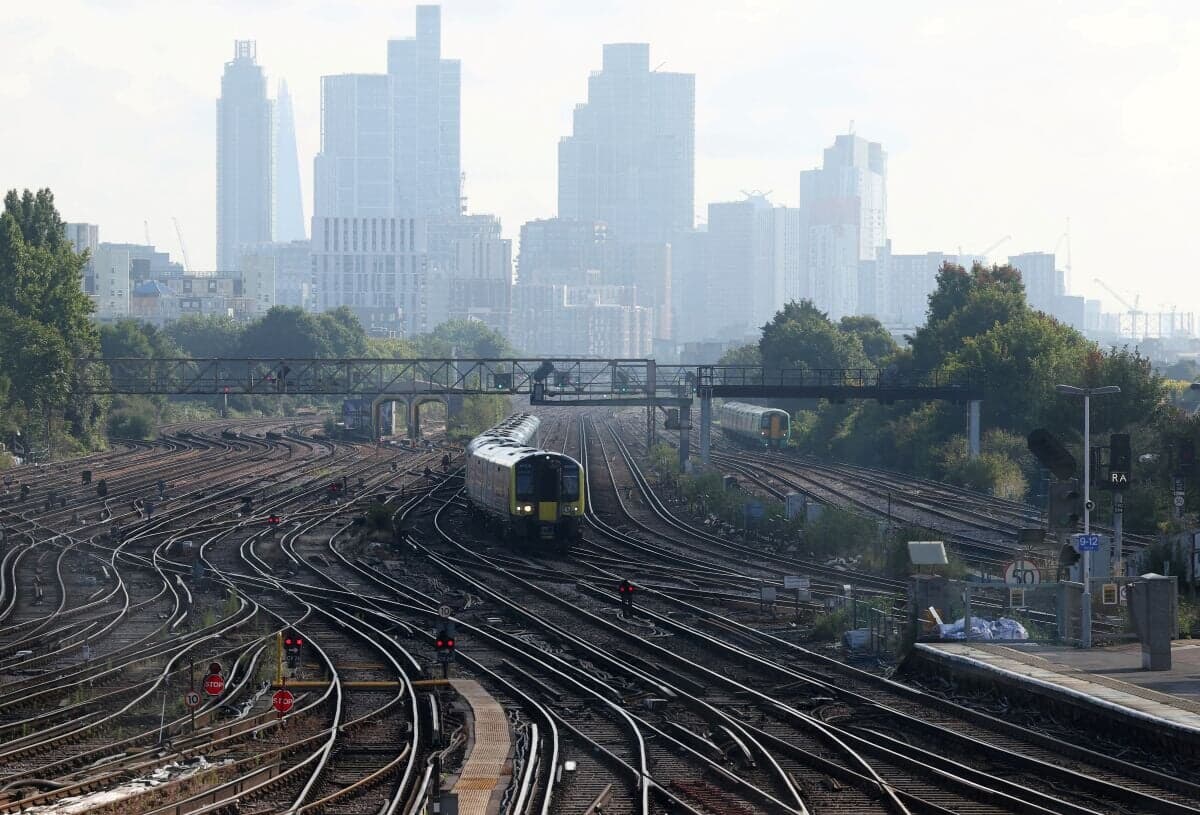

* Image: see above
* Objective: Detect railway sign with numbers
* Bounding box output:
[1003,559,1041,585]
[184,691,201,709]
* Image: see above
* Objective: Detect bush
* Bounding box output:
[365,502,393,532]
[811,608,850,642]
[107,407,155,439]
[805,507,878,559]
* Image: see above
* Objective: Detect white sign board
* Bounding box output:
[908,540,948,566]
[1003,559,1042,585]
[783,576,811,590]
[760,586,777,603]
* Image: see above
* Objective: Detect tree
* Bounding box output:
[418,320,517,358]
[838,315,897,366]
[317,306,369,357]
[759,300,869,373]
[0,189,101,443]
[166,314,244,358]
[717,344,761,366]
[237,307,330,359]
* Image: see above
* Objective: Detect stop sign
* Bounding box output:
[203,673,224,696]
[272,689,295,714]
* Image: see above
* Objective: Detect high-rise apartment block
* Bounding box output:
[311,216,428,336]
[217,40,273,272]
[1008,252,1061,314]
[62,223,99,292]
[240,240,313,309]
[798,134,887,319]
[558,44,694,246]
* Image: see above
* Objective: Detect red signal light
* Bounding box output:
[435,638,445,648]
[446,639,454,648]
[285,637,294,646]
[295,638,303,647]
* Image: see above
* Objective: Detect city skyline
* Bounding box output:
[3,1,1195,315]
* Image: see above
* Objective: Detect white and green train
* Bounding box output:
[719,401,791,448]
[464,414,585,549]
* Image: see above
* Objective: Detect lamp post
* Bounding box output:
[1055,383,1121,648]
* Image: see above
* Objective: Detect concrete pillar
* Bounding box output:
[409,401,421,440]
[699,395,712,464]
[968,400,981,459]
[646,361,657,451]
[678,405,691,472]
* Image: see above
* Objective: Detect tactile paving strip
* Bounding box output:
[450,679,512,814]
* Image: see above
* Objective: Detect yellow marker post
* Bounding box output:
[276,631,283,686]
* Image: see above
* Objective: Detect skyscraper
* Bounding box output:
[558,43,694,246]
[705,194,796,339]
[388,5,461,219]
[313,6,459,221]
[274,80,306,241]
[798,133,887,319]
[216,40,273,271]
[314,73,395,219]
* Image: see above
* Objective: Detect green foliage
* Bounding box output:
[717,343,761,366]
[936,433,1028,499]
[760,300,869,373]
[804,507,879,559]
[743,262,1167,516]
[365,502,393,532]
[450,395,512,439]
[0,189,102,448]
[417,320,517,358]
[106,396,157,439]
[810,608,850,642]
[165,314,244,358]
[838,315,897,366]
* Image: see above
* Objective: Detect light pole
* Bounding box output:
[1055,383,1121,648]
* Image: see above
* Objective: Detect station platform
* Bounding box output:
[911,640,1200,745]
[449,679,512,815]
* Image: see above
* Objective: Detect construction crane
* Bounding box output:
[1093,277,1142,338]
[1053,218,1072,292]
[957,234,1011,262]
[172,217,191,273]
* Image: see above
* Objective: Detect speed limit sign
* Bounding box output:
[184,690,201,709]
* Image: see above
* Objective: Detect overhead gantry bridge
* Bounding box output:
[77,357,983,469]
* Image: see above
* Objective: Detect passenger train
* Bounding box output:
[718,401,791,448]
[464,414,585,549]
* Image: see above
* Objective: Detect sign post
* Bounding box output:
[203,673,225,697]
[783,575,810,619]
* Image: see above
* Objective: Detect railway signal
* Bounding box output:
[434,621,456,678]
[1048,480,1082,531]
[284,630,304,669]
[1027,429,1077,481]
[618,578,635,615]
[1179,438,1196,475]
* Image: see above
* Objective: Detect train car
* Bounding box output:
[718,401,791,448]
[464,414,585,549]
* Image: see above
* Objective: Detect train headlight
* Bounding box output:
[522,504,533,512]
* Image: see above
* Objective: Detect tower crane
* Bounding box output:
[172,217,191,273]
[958,235,1011,262]
[1093,277,1143,338]
[1053,217,1072,292]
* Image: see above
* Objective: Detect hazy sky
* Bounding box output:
[1,1,1194,316]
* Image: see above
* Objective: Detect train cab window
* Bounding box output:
[560,466,579,501]
[516,461,534,499]
[537,458,561,500]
